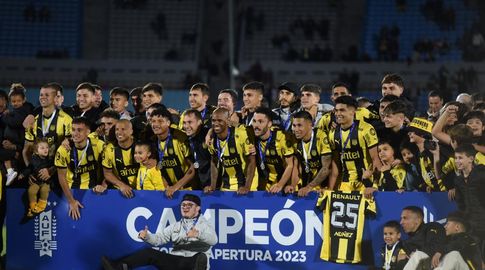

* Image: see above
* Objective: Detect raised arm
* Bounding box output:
[432,105,455,145]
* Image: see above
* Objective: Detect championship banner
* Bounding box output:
[6,189,456,270]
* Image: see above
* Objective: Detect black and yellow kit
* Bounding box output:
[380,241,406,270]
[317,190,376,264]
[209,125,258,191]
[375,165,407,191]
[25,109,72,155]
[156,128,192,187]
[317,107,379,133]
[102,143,139,188]
[255,129,294,190]
[293,129,332,187]
[55,137,104,189]
[328,120,378,190]
[417,150,446,191]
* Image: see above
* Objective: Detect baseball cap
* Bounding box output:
[278,82,299,96]
[182,194,201,207]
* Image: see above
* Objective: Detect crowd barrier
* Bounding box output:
[6,189,456,270]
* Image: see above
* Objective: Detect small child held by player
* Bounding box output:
[26,139,55,217]
[3,84,33,185]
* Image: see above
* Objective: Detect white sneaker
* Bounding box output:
[6,170,18,186]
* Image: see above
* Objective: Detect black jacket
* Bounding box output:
[72,105,99,131]
[376,126,410,159]
[95,100,109,114]
[0,110,5,143]
[23,154,54,184]
[437,232,482,270]
[454,165,485,236]
[402,222,446,256]
[0,102,33,147]
[130,114,148,140]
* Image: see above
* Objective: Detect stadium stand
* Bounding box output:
[239,0,337,62]
[363,0,477,61]
[0,1,82,58]
[108,0,201,60]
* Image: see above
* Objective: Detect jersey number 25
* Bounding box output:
[330,202,358,229]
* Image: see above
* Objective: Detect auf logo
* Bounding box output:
[34,202,58,257]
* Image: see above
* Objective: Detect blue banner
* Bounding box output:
[6,189,456,270]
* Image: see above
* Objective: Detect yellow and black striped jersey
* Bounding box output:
[255,129,294,190]
[156,128,192,187]
[293,129,332,187]
[418,150,446,191]
[209,125,259,191]
[317,190,376,264]
[328,120,378,185]
[317,107,379,133]
[25,109,72,156]
[102,143,139,188]
[54,137,104,189]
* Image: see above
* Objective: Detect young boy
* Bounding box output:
[407,117,446,192]
[399,142,423,191]
[431,211,482,270]
[452,144,485,263]
[381,220,406,270]
[463,111,485,139]
[375,141,406,191]
[134,141,165,191]
[377,100,410,155]
[25,139,54,217]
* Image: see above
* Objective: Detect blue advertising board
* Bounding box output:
[6,189,456,270]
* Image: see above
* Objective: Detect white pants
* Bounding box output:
[404,250,431,270]
[434,251,469,270]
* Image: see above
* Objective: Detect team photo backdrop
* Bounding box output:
[6,189,455,270]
